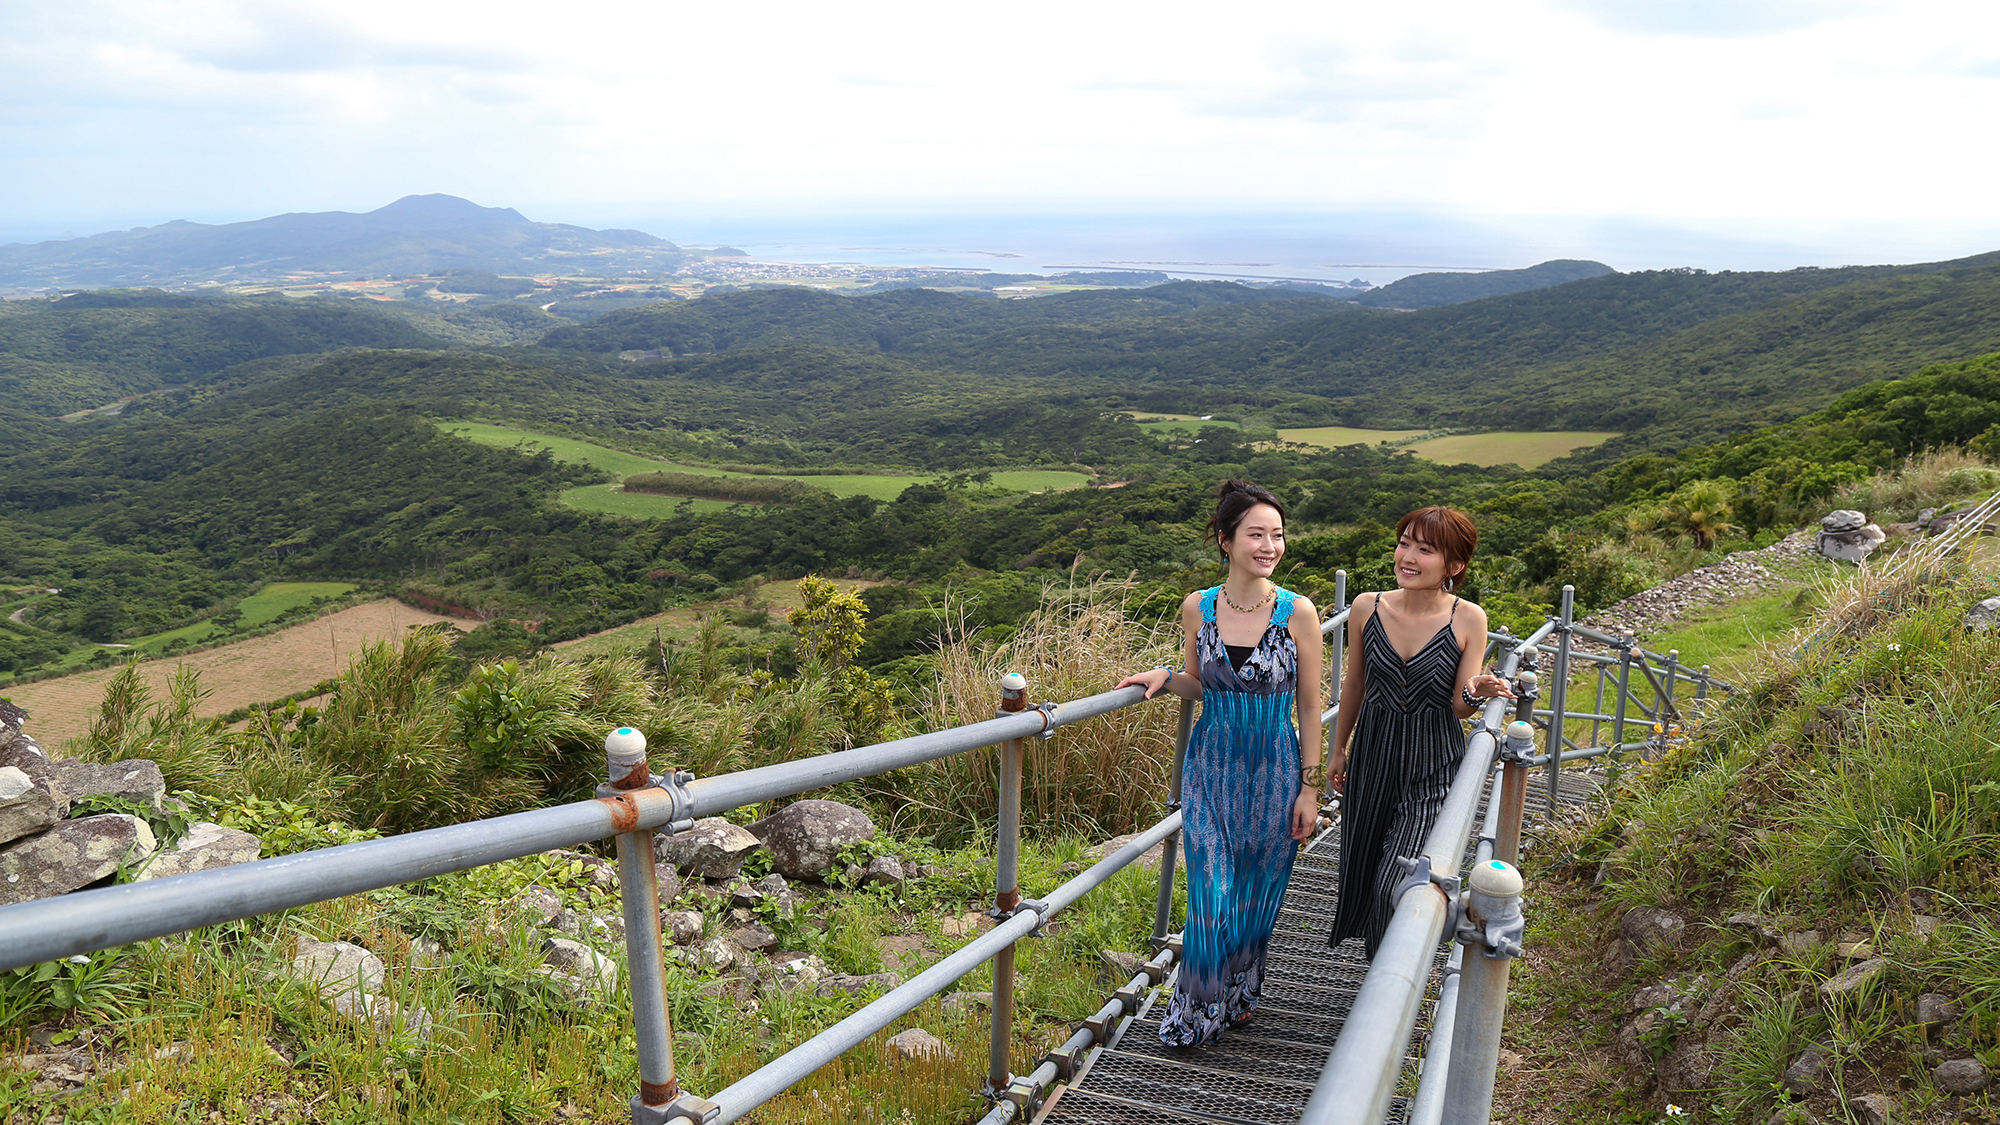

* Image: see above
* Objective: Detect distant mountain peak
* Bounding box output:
[368,194,529,228]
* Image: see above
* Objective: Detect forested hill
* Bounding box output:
[0,194,691,288]
[1350,258,1615,309]
[0,290,570,415]
[540,251,2000,452]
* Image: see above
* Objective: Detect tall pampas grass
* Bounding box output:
[888,576,1183,844]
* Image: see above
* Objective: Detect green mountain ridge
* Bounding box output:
[0,194,691,289]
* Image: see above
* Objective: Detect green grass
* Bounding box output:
[444,421,1090,507]
[81,582,362,659]
[1637,588,1812,680]
[560,484,734,517]
[1402,431,1620,468]
[1276,424,1431,447]
[1139,418,1242,436]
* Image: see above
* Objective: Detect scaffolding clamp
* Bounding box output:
[648,1091,721,1125]
[594,768,699,836]
[1032,701,1058,740]
[1390,855,1459,910]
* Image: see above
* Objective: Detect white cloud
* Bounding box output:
[0,0,1996,247]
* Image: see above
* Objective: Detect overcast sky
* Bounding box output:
[3,0,1997,265]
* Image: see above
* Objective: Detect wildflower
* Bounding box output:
[67,954,90,964]
[1888,642,1902,652]
[1665,1105,1686,1117]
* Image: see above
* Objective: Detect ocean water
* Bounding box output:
[610,210,2000,286]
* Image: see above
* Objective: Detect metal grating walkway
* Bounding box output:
[1034,765,1604,1125]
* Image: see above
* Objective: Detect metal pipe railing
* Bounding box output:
[0,686,1148,971]
[1297,714,1503,1123]
[697,812,1183,1125]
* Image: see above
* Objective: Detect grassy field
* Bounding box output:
[443,422,1091,505]
[555,576,884,659]
[559,484,733,517]
[1403,431,1619,468]
[1277,425,1432,448]
[1137,415,1241,436]
[24,582,364,673]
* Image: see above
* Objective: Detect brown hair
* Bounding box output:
[1208,479,1287,560]
[1396,506,1478,580]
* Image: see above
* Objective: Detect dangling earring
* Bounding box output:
[1443,575,1455,593]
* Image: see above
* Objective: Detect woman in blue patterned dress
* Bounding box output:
[1326,506,1514,958]
[1118,479,1323,1046]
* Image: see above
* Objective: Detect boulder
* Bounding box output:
[1965,597,2000,632]
[886,1027,952,1060]
[543,937,620,990]
[0,765,61,846]
[661,910,705,945]
[135,822,262,880]
[1618,906,1686,959]
[862,856,906,889]
[1099,949,1146,988]
[0,813,156,906]
[752,872,797,919]
[505,886,566,926]
[764,953,831,994]
[729,922,780,954]
[747,800,875,881]
[1086,832,1166,868]
[692,937,746,973]
[53,758,166,812]
[1847,1093,1890,1125]
[554,910,624,946]
[1935,1057,1989,1094]
[1782,1048,1827,1095]
[1821,509,1869,533]
[290,939,385,999]
[1777,929,1823,957]
[331,992,434,1040]
[939,991,991,1016]
[654,817,762,880]
[1819,958,1887,999]
[653,863,681,904]
[817,972,903,998]
[1817,523,1887,564]
[1917,992,1959,1030]
[0,734,67,818]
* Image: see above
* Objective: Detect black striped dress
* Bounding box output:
[1328,594,1466,958]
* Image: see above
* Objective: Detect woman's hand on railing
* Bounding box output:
[1116,667,1175,699]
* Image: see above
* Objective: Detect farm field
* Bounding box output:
[560,484,733,517]
[1136,414,1240,435]
[1277,425,1432,448]
[442,422,1092,505]
[4,600,457,750]
[555,576,884,660]
[75,581,361,661]
[1403,431,1620,468]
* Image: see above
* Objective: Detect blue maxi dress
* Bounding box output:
[1158,586,1303,1047]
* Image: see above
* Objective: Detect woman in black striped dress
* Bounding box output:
[1326,507,1513,957]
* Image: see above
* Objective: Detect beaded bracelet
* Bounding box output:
[1461,686,1484,709]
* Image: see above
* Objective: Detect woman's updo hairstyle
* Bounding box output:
[1207,479,1287,562]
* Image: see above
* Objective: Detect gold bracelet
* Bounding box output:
[1300,762,1326,789]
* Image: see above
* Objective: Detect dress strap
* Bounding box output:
[1200,586,1220,624]
[1270,587,1295,629]
[1448,596,1460,623]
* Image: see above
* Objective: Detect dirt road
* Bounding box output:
[1,601,458,751]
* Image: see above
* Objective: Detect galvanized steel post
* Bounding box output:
[1330,569,1348,701]
[1612,641,1633,751]
[1545,586,1574,815]
[989,672,1029,1098]
[1152,699,1194,947]
[602,727,685,1123]
[1440,859,1525,1124]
